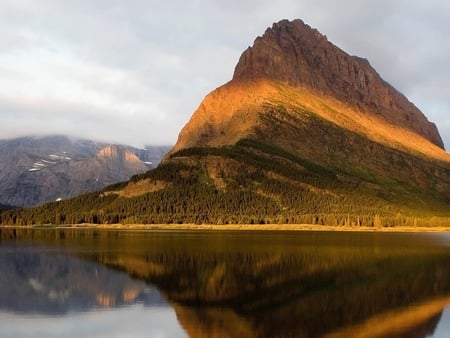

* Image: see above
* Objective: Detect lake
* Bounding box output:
[1,228,450,337]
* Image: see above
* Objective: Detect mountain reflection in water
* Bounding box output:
[1,228,450,338]
[0,245,166,315]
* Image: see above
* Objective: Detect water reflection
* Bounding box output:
[1,228,450,337]
[0,245,166,315]
[0,306,185,338]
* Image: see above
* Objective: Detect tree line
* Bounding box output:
[1,141,449,228]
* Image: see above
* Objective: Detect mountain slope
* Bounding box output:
[171,79,450,198]
[1,20,449,226]
[0,136,171,207]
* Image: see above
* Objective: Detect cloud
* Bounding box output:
[0,0,448,148]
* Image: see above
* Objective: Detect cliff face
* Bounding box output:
[233,19,444,149]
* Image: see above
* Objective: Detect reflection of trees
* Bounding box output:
[2,228,450,337]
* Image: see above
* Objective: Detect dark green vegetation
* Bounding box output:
[1,134,449,227]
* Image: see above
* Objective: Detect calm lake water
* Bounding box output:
[1,228,450,338]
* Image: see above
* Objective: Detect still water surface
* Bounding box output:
[1,228,450,337]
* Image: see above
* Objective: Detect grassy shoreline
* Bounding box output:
[1,223,449,232]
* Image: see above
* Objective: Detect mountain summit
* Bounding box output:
[2,20,449,226]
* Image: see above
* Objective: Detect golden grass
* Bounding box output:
[118,179,168,198]
[100,179,169,198]
[7,223,449,232]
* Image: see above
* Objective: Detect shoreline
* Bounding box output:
[1,223,450,232]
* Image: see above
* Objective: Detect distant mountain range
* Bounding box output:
[0,135,171,207]
[1,20,449,226]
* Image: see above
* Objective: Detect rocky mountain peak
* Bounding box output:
[233,19,444,149]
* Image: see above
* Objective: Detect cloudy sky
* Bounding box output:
[0,0,449,149]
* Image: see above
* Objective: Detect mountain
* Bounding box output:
[170,19,450,200]
[0,135,171,207]
[1,20,449,226]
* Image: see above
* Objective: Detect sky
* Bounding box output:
[0,0,449,150]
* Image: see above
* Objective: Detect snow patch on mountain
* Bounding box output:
[28,152,73,172]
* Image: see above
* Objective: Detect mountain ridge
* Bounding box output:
[0,135,171,207]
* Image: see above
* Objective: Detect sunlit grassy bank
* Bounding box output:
[2,223,449,232]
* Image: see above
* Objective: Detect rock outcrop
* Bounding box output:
[233,19,444,149]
